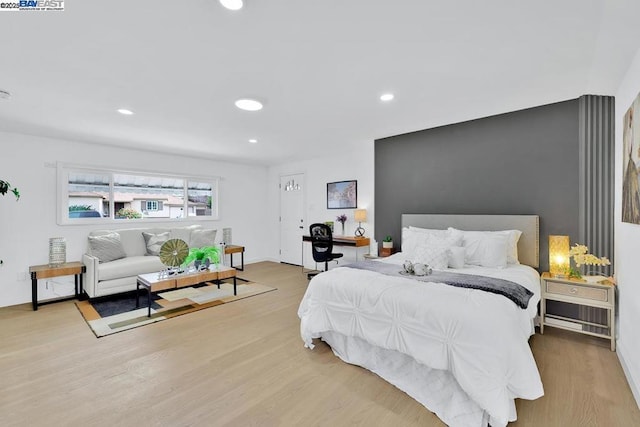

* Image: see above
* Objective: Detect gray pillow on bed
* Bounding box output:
[88,233,127,263]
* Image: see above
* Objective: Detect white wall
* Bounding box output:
[0,131,270,308]
[267,141,375,269]
[615,47,640,408]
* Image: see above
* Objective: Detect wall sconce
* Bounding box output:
[354,209,367,237]
[549,235,570,278]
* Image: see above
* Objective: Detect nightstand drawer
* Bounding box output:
[546,281,608,302]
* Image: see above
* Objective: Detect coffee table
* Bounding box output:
[136,265,237,317]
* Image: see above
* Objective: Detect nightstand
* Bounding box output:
[379,247,396,257]
[540,272,616,351]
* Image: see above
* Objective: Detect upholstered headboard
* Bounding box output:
[401,214,540,268]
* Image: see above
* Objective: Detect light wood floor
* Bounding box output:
[1,261,639,426]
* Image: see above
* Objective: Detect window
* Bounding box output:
[146,200,160,211]
[58,165,219,224]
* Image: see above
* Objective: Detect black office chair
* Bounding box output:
[307,223,343,280]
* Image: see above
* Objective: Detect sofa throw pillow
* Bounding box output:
[142,231,170,256]
[88,233,127,263]
[190,229,217,248]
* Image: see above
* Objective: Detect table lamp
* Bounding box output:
[549,235,570,278]
[354,209,367,237]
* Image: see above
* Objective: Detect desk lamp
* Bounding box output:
[354,209,367,237]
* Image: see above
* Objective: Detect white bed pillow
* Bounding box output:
[448,227,522,265]
[413,244,449,270]
[401,227,453,258]
[447,246,465,269]
[477,234,509,268]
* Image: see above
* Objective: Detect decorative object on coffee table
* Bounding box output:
[159,239,189,267]
[182,246,220,269]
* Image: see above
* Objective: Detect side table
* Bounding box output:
[29,261,86,311]
[224,245,245,271]
[379,247,396,257]
[540,272,616,351]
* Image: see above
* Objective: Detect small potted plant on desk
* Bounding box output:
[381,235,394,257]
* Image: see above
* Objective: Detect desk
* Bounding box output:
[302,235,370,247]
[29,261,85,311]
[302,235,370,272]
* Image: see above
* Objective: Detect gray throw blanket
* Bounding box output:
[343,261,533,309]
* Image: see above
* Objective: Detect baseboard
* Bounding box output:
[617,341,640,410]
[245,257,280,264]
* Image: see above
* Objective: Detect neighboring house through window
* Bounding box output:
[58,164,219,224]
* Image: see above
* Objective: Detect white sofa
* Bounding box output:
[82,225,216,298]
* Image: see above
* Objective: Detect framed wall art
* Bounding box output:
[327,180,357,209]
[623,91,640,224]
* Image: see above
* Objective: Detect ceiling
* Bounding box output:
[1,0,639,166]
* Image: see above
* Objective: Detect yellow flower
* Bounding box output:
[569,244,610,267]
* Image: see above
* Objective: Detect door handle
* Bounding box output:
[299,226,304,229]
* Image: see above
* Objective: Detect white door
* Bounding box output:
[279,173,305,265]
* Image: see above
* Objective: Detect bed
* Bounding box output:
[298,214,544,427]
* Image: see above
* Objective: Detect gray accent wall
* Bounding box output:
[375,99,581,272]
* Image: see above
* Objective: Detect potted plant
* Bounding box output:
[182,246,221,270]
[0,180,19,200]
[382,235,393,249]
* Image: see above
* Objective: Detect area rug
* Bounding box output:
[75,281,276,337]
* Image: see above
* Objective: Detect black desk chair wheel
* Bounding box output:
[307,223,343,280]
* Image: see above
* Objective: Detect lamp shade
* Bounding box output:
[354,209,367,222]
[549,235,570,277]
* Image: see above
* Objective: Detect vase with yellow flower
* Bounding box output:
[568,244,611,283]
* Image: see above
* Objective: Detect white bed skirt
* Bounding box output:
[321,331,505,427]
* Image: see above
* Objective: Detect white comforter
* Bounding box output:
[298,255,544,426]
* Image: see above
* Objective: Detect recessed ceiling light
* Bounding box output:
[0,90,11,100]
[249,139,258,144]
[220,0,243,10]
[235,98,263,111]
[380,93,395,102]
[117,108,134,115]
